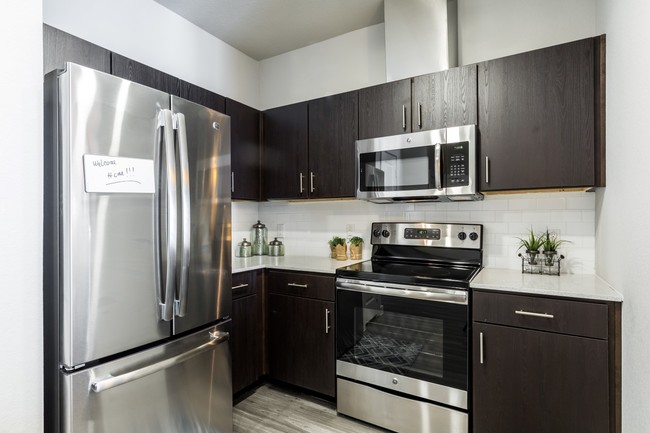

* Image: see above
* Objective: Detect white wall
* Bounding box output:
[43,0,261,108]
[595,1,650,432]
[458,0,597,64]
[259,24,386,110]
[0,1,44,432]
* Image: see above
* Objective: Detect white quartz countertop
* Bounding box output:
[232,255,365,275]
[470,268,623,302]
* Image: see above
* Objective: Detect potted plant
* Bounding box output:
[349,236,363,260]
[516,228,544,265]
[541,228,570,266]
[328,236,346,260]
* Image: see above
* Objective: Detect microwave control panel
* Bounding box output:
[444,141,469,187]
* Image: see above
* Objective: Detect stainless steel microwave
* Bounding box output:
[355,124,483,203]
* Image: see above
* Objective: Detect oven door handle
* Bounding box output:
[336,280,467,305]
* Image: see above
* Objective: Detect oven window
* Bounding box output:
[336,289,467,390]
[359,146,433,191]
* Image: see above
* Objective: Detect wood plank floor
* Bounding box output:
[233,384,390,433]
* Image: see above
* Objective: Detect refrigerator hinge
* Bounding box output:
[60,363,85,373]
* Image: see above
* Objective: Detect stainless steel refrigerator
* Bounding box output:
[43,62,232,433]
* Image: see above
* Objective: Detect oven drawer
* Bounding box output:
[268,270,334,301]
[473,291,608,339]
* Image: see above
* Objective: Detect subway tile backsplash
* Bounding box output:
[232,191,596,274]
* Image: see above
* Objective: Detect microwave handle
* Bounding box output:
[434,143,442,190]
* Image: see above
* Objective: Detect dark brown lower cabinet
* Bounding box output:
[231,271,263,394]
[472,291,620,433]
[472,323,609,433]
[267,271,335,397]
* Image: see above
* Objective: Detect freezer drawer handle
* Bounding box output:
[90,331,229,393]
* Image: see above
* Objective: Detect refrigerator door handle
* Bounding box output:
[174,112,191,318]
[91,331,229,393]
[159,109,177,322]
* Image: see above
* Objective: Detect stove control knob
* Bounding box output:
[382,229,390,238]
[457,231,467,241]
[469,232,479,241]
[372,229,381,238]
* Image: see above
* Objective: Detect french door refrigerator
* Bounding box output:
[43,62,232,433]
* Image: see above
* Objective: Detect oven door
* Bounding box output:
[356,129,446,202]
[335,278,468,410]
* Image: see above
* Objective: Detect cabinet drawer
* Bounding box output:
[268,271,334,301]
[473,291,608,339]
[232,271,256,299]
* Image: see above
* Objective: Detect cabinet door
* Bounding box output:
[180,81,225,113]
[43,24,111,75]
[268,294,335,397]
[473,323,609,433]
[478,38,595,191]
[308,91,358,198]
[412,65,477,131]
[226,99,261,201]
[231,294,259,394]
[111,53,181,96]
[263,102,308,199]
[359,79,412,139]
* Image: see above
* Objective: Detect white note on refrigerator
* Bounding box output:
[83,154,155,193]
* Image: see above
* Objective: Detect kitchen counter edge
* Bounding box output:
[232,255,365,276]
[470,268,623,302]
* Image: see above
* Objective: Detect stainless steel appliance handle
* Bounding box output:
[479,332,484,364]
[159,109,177,322]
[91,331,229,393]
[402,105,407,130]
[310,172,315,193]
[325,308,331,334]
[288,282,308,288]
[232,283,249,290]
[434,143,442,190]
[299,172,304,193]
[485,156,489,184]
[336,279,468,305]
[231,172,235,193]
[515,310,554,319]
[174,113,191,318]
[417,103,422,127]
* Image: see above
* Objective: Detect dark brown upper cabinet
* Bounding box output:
[263,102,309,200]
[308,91,359,199]
[43,24,111,75]
[111,53,182,96]
[478,36,605,192]
[358,79,412,139]
[226,99,261,201]
[180,81,225,113]
[412,65,478,132]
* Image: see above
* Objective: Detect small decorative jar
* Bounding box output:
[269,237,285,256]
[235,238,252,257]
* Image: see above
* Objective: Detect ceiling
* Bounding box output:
[154,0,385,61]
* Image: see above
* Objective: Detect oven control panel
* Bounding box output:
[371,222,482,249]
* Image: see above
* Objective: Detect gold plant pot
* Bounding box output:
[335,244,347,261]
[350,244,363,260]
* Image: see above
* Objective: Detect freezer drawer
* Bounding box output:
[61,322,232,433]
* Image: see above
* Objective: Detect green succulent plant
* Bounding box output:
[516,227,544,252]
[349,236,363,247]
[328,236,346,248]
[541,228,571,252]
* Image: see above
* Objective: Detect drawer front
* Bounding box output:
[268,270,335,301]
[473,291,608,339]
[232,271,256,299]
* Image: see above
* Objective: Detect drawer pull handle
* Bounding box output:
[479,332,484,364]
[232,283,249,290]
[515,310,554,319]
[288,283,308,288]
[325,308,331,334]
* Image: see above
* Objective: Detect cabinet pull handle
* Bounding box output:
[325,308,331,334]
[515,310,555,319]
[231,283,249,290]
[479,332,484,364]
[288,282,308,288]
[299,172,304,193]
[485,156,489,184]
[417,103,422,128]
[231,172,235,193]
[310,172,315,193]
[402,105,407,130]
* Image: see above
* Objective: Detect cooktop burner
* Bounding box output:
[336,222,483,290]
